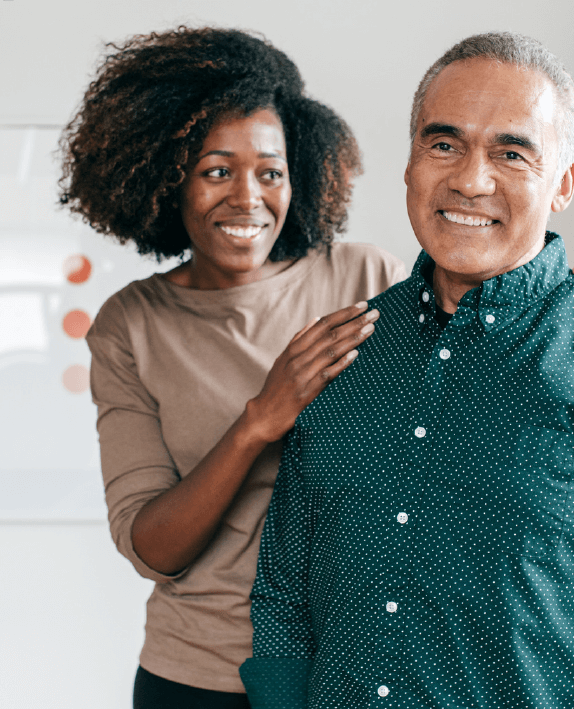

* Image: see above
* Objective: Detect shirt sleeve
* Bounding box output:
[240,423,314,707]
[86,300,187,584]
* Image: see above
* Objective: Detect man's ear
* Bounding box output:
[404,163,411,186]
[551,164,574,213]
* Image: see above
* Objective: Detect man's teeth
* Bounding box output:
[219,225,263,238]
[442,211,493,227]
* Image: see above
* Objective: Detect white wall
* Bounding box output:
[2,1,574,707]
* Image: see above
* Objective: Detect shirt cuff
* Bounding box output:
[240,657,312,709]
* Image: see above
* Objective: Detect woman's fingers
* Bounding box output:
[288,302,367,349]
[288,302,377,357]
[293,346,362,407]
[315,346,360,386]
[290,308,380,375]
[291,316,321,343]
[279,307,379,406]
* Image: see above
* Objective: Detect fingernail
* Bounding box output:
[366,309,380,322]
[361,323,375,336]
[354,301,368,309]
[347,349,359,361]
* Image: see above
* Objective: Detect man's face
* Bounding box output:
[405,58,571,282]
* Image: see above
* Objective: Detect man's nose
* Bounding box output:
[226,173,262,211]
[447,151,496,198]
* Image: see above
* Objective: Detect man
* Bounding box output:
[240,32,574,708]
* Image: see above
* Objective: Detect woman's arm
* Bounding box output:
[130,301,379,575]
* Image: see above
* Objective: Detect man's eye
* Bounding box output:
[504,151,523,161]
[433,142,453,152]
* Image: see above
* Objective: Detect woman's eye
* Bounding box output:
[264,169,283,180]
[205,167,229,178]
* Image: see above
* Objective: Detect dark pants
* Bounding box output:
[133,666,252,709]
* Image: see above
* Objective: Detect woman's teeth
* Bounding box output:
[442,211,493,227]
[219,225,263,238]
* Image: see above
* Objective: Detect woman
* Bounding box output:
[59,27,406,708]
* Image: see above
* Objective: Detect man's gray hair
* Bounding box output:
[410,32,574,183]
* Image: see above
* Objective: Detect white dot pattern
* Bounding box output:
[242,234,574,708]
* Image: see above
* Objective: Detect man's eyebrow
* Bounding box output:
[493,133,539,153]
[420,123,464,139]
[198,149,287,161]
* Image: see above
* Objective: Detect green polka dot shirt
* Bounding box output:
[240,233,574,708]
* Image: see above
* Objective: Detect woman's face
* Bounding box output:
[179,108,292,289]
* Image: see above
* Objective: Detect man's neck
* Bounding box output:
[432,232,548,313]
[432,267,480,314]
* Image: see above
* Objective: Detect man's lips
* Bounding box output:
[439,210,498,227]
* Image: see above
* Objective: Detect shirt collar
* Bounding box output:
[411,232,571,332]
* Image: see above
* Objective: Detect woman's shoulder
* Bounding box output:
[329,241,405,269]
[88,274,163,342]
[315,242,408,291]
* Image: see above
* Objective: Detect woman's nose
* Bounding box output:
[226,173,262,211]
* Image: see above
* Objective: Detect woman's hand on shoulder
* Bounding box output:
[244,302,379,443]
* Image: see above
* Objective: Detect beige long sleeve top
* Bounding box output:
[86,242,407,692]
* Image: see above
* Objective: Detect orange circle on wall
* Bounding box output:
[62,364,90,393]
[63,310,92,339]
[63,254,92,284]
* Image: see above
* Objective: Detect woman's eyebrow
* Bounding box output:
[198,149,287,161]
[198,149,233,159]
[259,151,287,161]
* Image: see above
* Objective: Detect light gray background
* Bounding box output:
[1,0,573,706]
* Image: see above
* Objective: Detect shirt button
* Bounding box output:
[377,685,390,697]
[386,601,398,613]
[422,291,430,303]
[439,348,451,360]
[486,314,495,324]
[419,313,425,323]
[415,426,426,438]
[397,512,409,524]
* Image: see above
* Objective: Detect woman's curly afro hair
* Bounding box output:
[59,26,363,261]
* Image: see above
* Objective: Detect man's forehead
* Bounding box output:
[419,58,558,135]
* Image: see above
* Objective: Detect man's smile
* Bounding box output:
[439,210,496,227]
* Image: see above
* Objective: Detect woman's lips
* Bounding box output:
[218,224,264,238]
